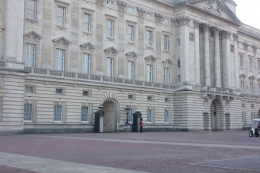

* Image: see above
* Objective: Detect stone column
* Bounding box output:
[202,24,211,86]
[221,31,231,89]
[2,0,25,67]
[194,20,201,85]
[137,7,145,81]
[233,34,240,91]
[214,28,221,88]
[176,17,190,83]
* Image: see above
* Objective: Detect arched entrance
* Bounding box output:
[210,99,223,131]
[103,100,118,132]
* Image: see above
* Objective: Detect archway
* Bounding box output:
[103,100,117,132]
[210,99,223,131]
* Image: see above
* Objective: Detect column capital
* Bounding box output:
[194,20,201,29]
[136,7,145,16]
[174,16,191,26]
[201,23,210,31]
[253,45,258,53]
[212,27,221,35]
[154,13,163,22]
[96,0,104,5]
[233,33,239,41]
[117,0,127,10]
[220,31,231,39]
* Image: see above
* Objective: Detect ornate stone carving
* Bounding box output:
[249,76,255,81]
[189,32,194,41]
[24,31,42,42]
[239,74,246,79]
[52,37,71,47]
[194,20,200,29]
[154,13,163,22]
[104,47,118,56]
[220,31,231,39]
[96,0,104,4]
[174,16,190,26]
[144,55,156,63]
[136,7,145,16]
[252,45,258,53]
[79,42,96,52]
[117,0,127,10]
[204,0,222,16]
[162,59,173,66]
[201,23,210,32]
[125,51,138,60]
[212,27,220,35]
[243,42,249,50]
[233,34,239,41]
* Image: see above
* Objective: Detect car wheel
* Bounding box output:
[249,131,254,137]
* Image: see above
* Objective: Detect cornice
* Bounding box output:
[238,29,260,41]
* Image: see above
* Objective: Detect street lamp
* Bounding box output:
[125,105,130,125]
[99,104,103,110]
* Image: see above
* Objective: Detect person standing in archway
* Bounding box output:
[139,118,143,132]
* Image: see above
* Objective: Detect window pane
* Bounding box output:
[83,54,90,74]
[128,109,133,123]
[54,105,62,122]
[147,110,151,123]
[24,104,33,121]
[81,106,89,122]
[164,110,168,123]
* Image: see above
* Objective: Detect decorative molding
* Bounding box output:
[55,0,70,5]
[52,37,71,47]
[189,32,194,41]
[162,59,173,66]
[173,16,190,26]
[252,45,258,53]
[136,7,145,16]
[154,13,163,22]
[24,31,42,42]
[96,0,104,5]
[233,33,239,41]
[194,20,201,29]
[117,0,127,10]
[144,55,156,63]
[243,42,249,50]
[204,0,222,16]
[79,42,96,52]
[239,74,246,78]
[104,47,118,56]
[249,76,255,80]
[125,51,138,60]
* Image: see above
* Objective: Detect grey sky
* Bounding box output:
[235,0,260,29]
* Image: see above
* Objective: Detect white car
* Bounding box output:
[249,118,260,137]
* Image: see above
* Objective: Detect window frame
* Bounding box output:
[164,67,170,85]
[82,53,91,74]
[249,57,253,71]
[83,13,91,33]
[107,57,114,77]
[128,25,134,43]
[164,109,169,123]
[56,48,65,71]
[54,105,63,122]
[27,0,37,20]
[25,43,36,67]
[146,30,153,47]
[164,35,169,51]
[107,19,114,38]
[147,109,152,123]
[24,103,33,122]
[57,6,66,26]
[128,61,135,80]
[81,106,89,122]
[147,65,153,82]
[240,55,244,68]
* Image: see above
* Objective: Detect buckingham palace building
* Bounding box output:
[0,0,260,133]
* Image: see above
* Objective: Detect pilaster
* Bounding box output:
[194,20,201,85]
[202,24,210,86]
[221,31,231,89]
[233,34,240,91]
[213,27,221,88]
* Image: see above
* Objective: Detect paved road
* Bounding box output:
[0,131,259,173]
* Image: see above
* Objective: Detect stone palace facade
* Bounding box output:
[0,0,260,133]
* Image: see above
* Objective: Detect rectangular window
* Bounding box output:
[107,58,114,77]
[82,54,90,74]
[128,61,134,80]
[164,68,169,85]
[56,89,63,95]
[25,86,33,93]
[147,65,153,82]
[250,82,253,95]
[147,109,152,123]
[178,60,181,69]
[163,18,169,23]
[178,75,181,83]
[177,38,180,47]
[258,60,260,71]
[240,81,244,93]
[57,6,66,26]
[83,91,89,97]
[128,95,133,100]
[165,98,170,103]
[146,13,152,18]
[24,104,33,121]
[54,105,62,122]
[128,25,134,42]
[164,35,169,51]
[127,6,134,13]
[107,0,113,5]
[249,58,253,70]
[27,0,36,19]
[107,20,114,38]
[240,55,243,68]
[164,110,168,123]
[146,30,152,47]
[81,106,89,122]
[242,112,246,125]
[147,96,153,102]
[128,108,133,123]
[25,44,35,67]
[83,13,91,32]
[56,49,65,71]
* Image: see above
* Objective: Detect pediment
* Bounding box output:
[249,76,255,80]
[186,0,241,25]
[162,59,173,65]
[104,47,118,55]
[24,31,42,41]
[125,51,139,59]
[80,42,96,52]
[52,37,71,46]
[239,74,246,78]
[144,55,156,62]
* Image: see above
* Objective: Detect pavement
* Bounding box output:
[0,131,259,173]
